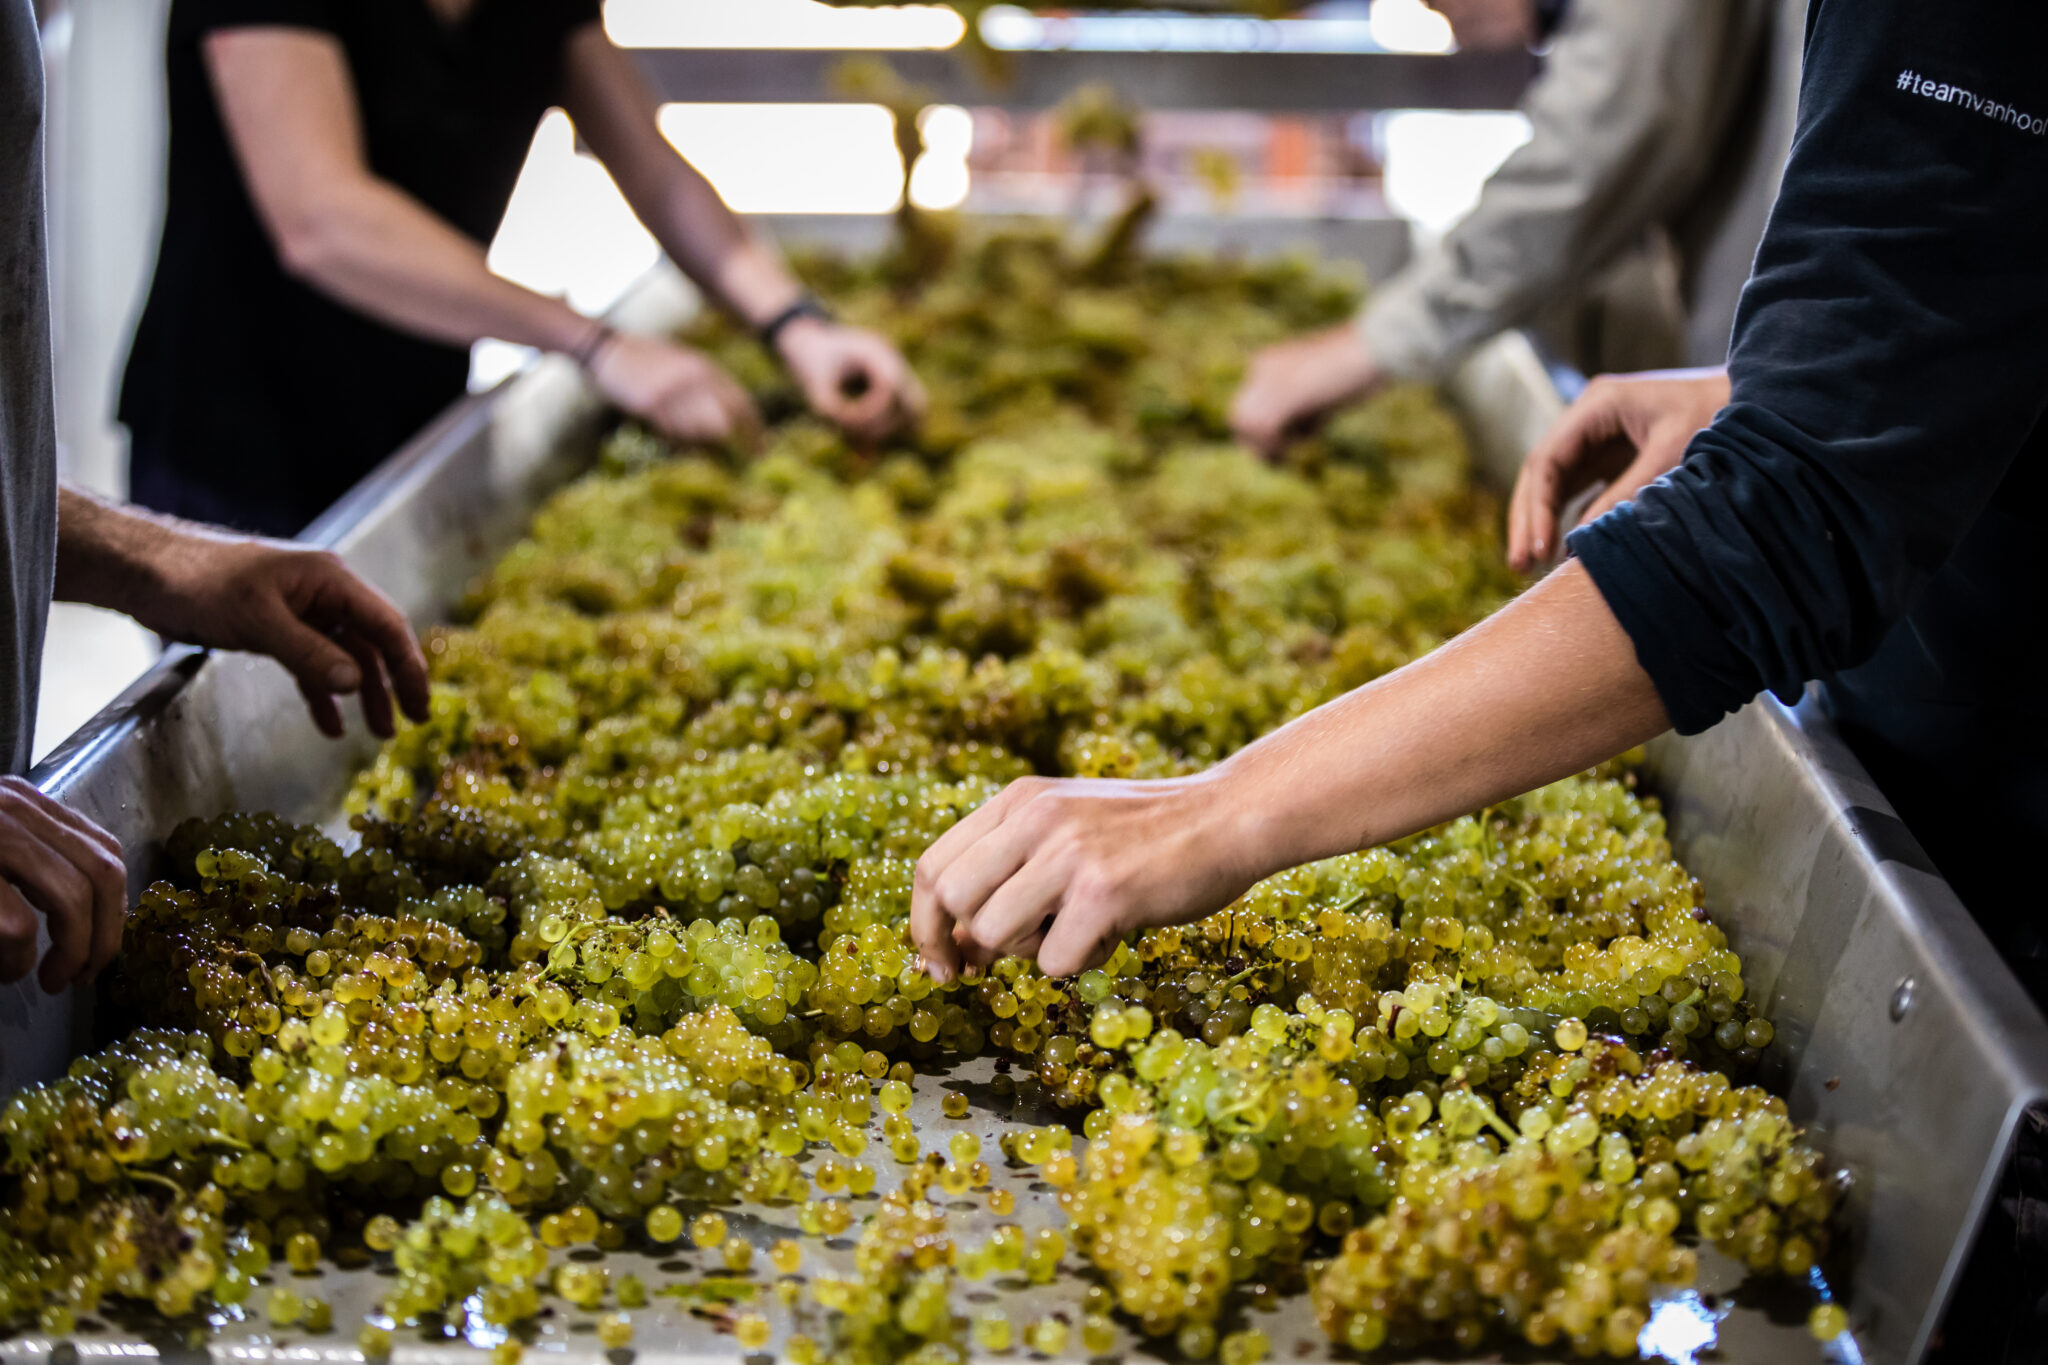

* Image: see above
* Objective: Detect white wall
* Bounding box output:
[45,0,170,499]
[36,0,168,763]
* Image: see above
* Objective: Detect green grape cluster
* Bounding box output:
[0,1031,242,1326]
[380,1192,549,1327]
[807,1188,961,1365]
[497,1009,810,1215]
[0,222,1846,1363]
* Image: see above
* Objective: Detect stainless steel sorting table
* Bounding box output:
[4,251,2044,1365]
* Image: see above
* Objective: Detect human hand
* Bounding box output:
[590,332,763,453]
[0,777,127,992]
[909,771,1265,981]
[132,533,432,739]
[1507,367,1730,573]
[1228,323,1380,459]
[776,317,927,446]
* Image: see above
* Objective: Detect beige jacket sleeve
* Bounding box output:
[1360,0,1767,383]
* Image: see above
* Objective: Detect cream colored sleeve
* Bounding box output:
[1360,0,1757,382]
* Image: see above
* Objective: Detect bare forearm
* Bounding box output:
[911,558,1673,979]
[563,28,803,329]
[279,182,593,354]
[606,141,797,328]
[53,486,187,619]
[55,488,429,742]
[205,29,595,358]
[1216,558,1669,872]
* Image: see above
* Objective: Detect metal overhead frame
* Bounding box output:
[630,43,1530,290]
[629,45,1533,112]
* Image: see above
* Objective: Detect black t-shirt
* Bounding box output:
[120,0,600,536]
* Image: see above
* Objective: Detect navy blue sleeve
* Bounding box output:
[1568,0,2048,735]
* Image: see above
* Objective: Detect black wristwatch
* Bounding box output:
[758,294,834,352]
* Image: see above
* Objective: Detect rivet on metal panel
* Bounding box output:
[1890,976,1915,1022]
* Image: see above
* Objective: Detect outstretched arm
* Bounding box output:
[1230,0,1756,456]
[911,559,1668,980]
[5,486,441,992]
[204,27,759,447]
[560,25,926,444]
[54,486,431,740]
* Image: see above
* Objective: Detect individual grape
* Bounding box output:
[735,1313,772,1349]
[1024,1317,1070,1356]
[285,1232,321,1273]
[973,1309,1013,1353]
[267,1288,303,1327]
[1080,1313,1117,1355]
[597,1312,633,1348]
[1219,1328,1268,1365]
[1810,1302,1849,1341]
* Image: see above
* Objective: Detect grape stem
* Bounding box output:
[543,922,609,979]
[127,1170,187,1199]
[230,950,280,1002]
[1328,887,1372,918]
[1476,1097,1519,1144]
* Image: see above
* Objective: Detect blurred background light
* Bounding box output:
[603,0,1447,56]
[1368,0,1456,54]
[604,0,965,50]
[487,111,659,316]
[980,6,1374,52]
[910,105,976,210]
[476,100,976,387]
[976,0,1448,54]
[656,103,912,214]
[1377,108,1529,234]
